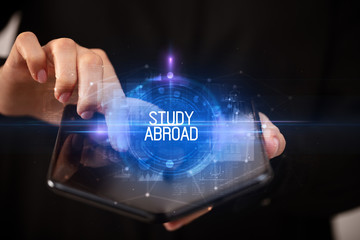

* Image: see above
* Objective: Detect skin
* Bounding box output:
[0,32,286,231]
[0,31,123,123]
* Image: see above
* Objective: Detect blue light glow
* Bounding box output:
[124,77,220,178]
[166,160,174,168]
[167,72,174,79]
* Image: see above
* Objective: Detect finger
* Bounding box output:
[91,48,125,112]
[44,38,78,103]
[91,49,129,151]
[8,31,47,83]
[163,206,212,231]
[259,112,286,159]
[104,96,130,152]
[75,47,104,119]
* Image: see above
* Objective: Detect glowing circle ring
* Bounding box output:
[126,77,220,178]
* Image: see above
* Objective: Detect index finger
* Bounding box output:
[7,32,47,83]
[91,48,125,113]
[91,49,129,152]
[43,38,78,103]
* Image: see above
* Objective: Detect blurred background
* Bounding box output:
[1,1,360,239]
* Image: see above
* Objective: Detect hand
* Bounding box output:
[0,31,124,124]
[0,31,127,151]
[163,112,286,231]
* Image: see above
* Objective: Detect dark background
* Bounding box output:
[1,0,360,239]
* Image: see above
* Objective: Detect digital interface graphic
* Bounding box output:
[125,77,219,179]
[48,58,271,219]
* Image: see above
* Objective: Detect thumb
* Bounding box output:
[259,112,286,159]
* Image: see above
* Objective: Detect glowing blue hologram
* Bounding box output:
[124,77,220,178]
[105,96,163,153]
[102,74,257,180]
[193,95,199,103]
[103,89,129,152]
[158,87,165,94]
[166,160,174,168]
[167,72,174,79]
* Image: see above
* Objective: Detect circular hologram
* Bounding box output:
[126,77,220,178]
[167,72,174,79]
[166,160,174,168]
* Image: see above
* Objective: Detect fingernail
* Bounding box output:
[80,111,94,119]
[37,69,47,83]
[272,137,279,154]
[58,92,71,103]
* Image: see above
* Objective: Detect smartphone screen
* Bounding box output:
[47,78,272,222]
